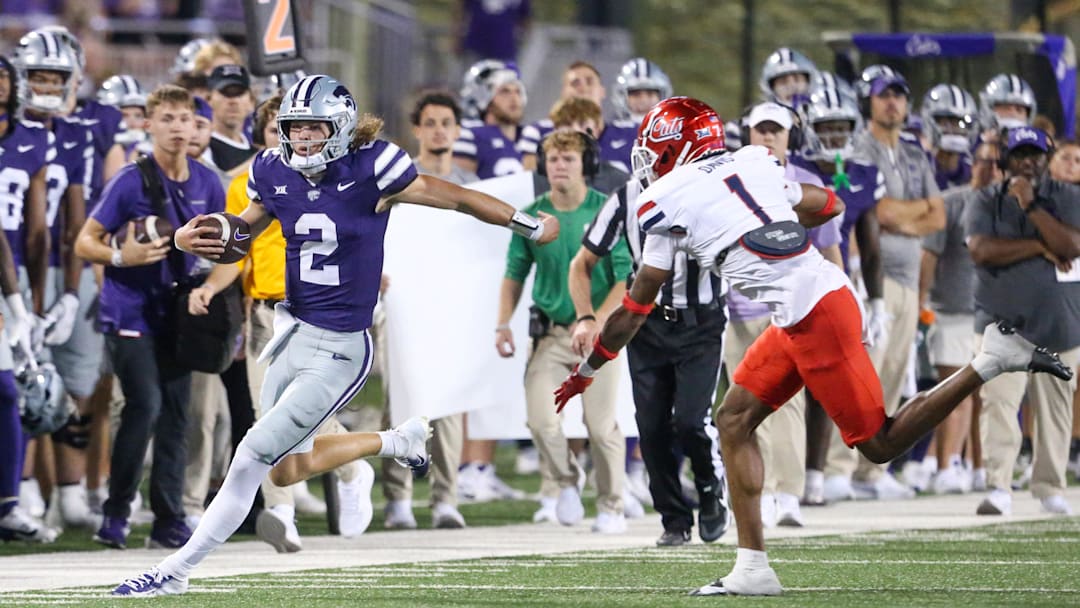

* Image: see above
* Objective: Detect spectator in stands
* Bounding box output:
[74,85,226,550]
[919,141,1002,495]
[495,131,630,533]
[1049,139,1080,184]
[454,60,527,179]
[188,96,213,160]
[829,73,945,501]
[532,97,628,195]
[965,126,1080,517]
[203,64,255,178]
[381,92,475,530]
[455,0,531,63]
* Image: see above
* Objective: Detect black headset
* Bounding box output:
[738,102,803,153]
[536,130,601,178]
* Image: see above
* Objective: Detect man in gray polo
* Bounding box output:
[827,72,946,500]
[965,126,1080,516]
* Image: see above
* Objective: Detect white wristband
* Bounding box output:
[509,211,544,241]
[111,248,125,267]
[4,294,27,321]
[577,359,596,378]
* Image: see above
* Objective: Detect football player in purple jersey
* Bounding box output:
[110,75,558,597]
[453,59,528,179]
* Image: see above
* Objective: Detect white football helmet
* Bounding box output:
[855,64,902,104]
[811,71,857,105]
[172,38,212,76]
[13,29,79,114]
[921,83,978,154]
[459,59,526,120]
[16,359,70,436]
[801,86,864,161]
[979,73,1037,131]
[611,57,673,124]
[97,75,147,109]
[759,47,819,104]
[277,75,357,176]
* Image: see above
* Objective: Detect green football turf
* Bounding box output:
[3,518,1078,607]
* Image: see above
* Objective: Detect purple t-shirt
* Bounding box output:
[73,100,123,205]
[726,163,838,322]
[461,0,530,61]
[792,156,886,272]
[91,156,225,336]
[453,123,525,179]
[47,117,94,267]
[247,141,418,332]
[597,119,638,174]
[0,120,53,268]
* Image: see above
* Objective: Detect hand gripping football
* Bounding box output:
[109,215,174,248]
[196,212,252,264]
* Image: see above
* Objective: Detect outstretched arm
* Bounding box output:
[379,174,560,244]
[794,184,846,228]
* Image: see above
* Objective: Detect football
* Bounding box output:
[196,212,252,264]
[109,215,174,249]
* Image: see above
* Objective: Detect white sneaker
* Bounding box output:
[479,464,525,500]
[900,460,933,493]
[690,566,783,596]
[855,474,915,500]
[293,481,327,516]
[971,468,988,492]
[978,322,1073,379]
[977,488,1012,515]
[1012,464,1033,490]
[823,475,855,502]
[932,466,968,495]
[432,502,466,529]
[514,446,540,475]
[591,511,627,534]
[626,466,653,507]
[776,493,804,527]
[760,493,778,528]
[19,479,45,519]
[59,484,100,528]
[622,489,645,519]
[555,486,584,526]
[802,469,825,506]
[532,497,557,523]
[384,499,417,530]
[255,505,302,553]
[337,460,375,538]
[457,463,488,503]
[87,486,107,515]
[0,507,58,543]
[1041,495,1074,515]
[390,416,433,475]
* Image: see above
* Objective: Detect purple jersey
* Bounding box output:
[0,120,53,267]
[517,118,553,157]
[596,119,637,174]
[460,0,530,61]
[47,117,93,267]
[453,123,524,179]
[247,141,417,332]
[91,156,225,336]
[793,156,886,272]
[72,100,123,204]
[931,152,972,191]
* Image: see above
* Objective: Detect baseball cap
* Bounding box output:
[869,74,910,97]
[747,102,793,130]
[1005,126,1050,154]
[193,95,213,122]
[208,64,251,92]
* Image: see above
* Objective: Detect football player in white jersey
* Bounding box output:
[555,97,1074,596]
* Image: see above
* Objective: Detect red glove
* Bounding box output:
[554,364,594,413]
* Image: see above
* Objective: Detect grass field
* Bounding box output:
[2,518,1078,607]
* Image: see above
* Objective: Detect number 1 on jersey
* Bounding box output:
[724,174,772,224]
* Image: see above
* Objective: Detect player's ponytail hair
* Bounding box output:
[351,113,383,148]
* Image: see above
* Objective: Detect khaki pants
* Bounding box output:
[826,277,918,480]
[526,326,624,514]
[182,371,229,517]
[248,301,357,509]
[724,316,806,497]
[382,413,462,506]
[978,334,1079,499]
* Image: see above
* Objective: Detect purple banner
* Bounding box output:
[1039,36,1076,138]
[852,33,995,58]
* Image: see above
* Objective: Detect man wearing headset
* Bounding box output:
[964,126,1080,517]
[495,130,632,534]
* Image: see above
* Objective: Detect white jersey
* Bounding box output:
[637,145,854,327]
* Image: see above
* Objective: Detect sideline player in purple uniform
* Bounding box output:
[454,59,527,179]
[0,54,56,543]
[110,75,559,597]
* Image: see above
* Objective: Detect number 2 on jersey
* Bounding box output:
[724,174,772,224]
[295,213,340,286]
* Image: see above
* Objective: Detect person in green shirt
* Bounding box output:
[496,130,632,534]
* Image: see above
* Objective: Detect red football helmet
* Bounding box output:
[631,96,726,186]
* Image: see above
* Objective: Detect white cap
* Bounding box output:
[747,102,793,130]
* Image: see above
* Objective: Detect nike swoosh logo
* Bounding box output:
[233,228,250,242]
[17,145,34,153]
[337,181,356,192]
[62,141,79,150]
[331,352,351,361]
[610,140,627,149]
[848,184,864,193]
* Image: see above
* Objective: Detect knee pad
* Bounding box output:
[51,413,93,449]
[238,428,282,466]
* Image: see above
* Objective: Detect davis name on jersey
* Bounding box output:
[248,140,417,333]
[0,119,54,267]
[636,145,852,328]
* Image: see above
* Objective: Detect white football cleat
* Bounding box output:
[0,507,58,543]
[256,505,302,553]
[338,460,375,538]
[112,567,188,597]
[392,416,432,476]
[978,322,1073,380]
[384,499,418,530]
[690,566,783,596]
